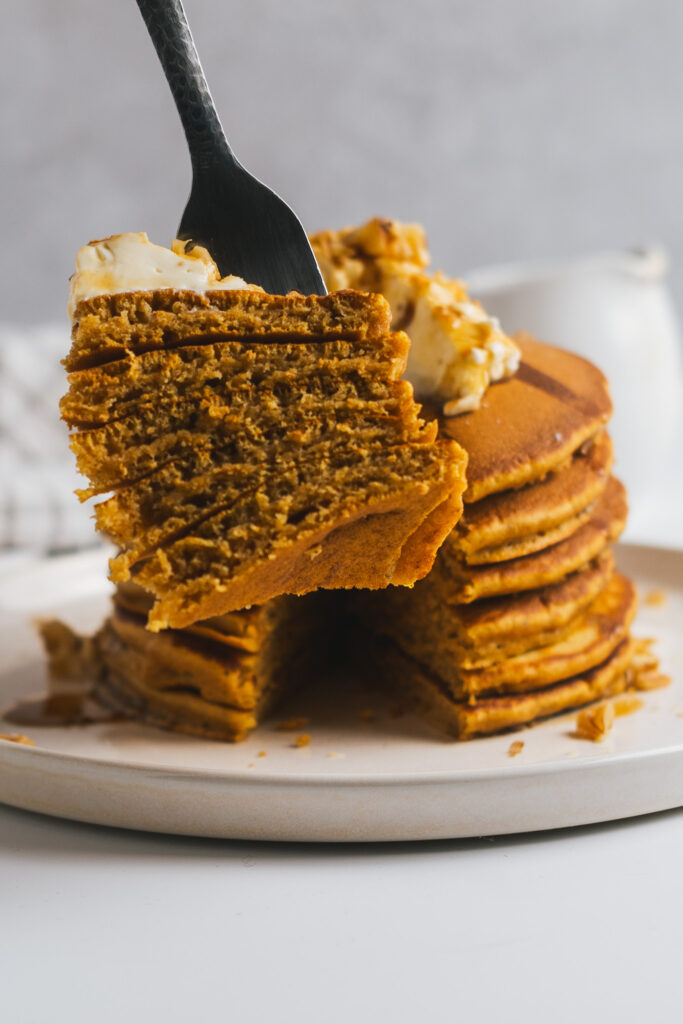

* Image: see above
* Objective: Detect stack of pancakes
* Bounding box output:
[361,334,639,738]
[90,334,648,743]
[56,232,663,746]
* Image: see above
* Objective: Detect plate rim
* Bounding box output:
[2,727,682,788]
[0,542,681,786]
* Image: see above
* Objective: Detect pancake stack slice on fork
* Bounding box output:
[358,334,649,738]
[62,236,468,632]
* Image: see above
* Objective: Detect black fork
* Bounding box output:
[136,0,326,295]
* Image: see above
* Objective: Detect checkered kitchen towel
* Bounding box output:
[0,322,100,552]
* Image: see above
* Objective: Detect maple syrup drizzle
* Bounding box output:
[4,691,122,727]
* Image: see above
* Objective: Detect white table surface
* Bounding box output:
[2,801,682,1024]
[2,490,683,1024]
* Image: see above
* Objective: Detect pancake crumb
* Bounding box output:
[257,750,267,758]
[626,638,670,691]
[36,618,98,683]
[277,716,310,731]
[575,702,614,742]
[632,671,671,692]
[630,637,658,673]
[644,589,667,608]
[613,696,644,717]
[293,733,311,748]
[0,732,35,746]
[327,751,344,758]
[508,740,524,757]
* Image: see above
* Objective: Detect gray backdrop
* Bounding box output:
[3,0,683,323]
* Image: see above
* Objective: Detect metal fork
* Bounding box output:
[136,0,326,295]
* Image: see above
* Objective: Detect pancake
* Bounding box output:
[454,432,613,564]
[113,580,262,653]
[369,568,634,700]
[354,548,615,676]
[350,330,663,741]
[441,476,627,602]
[456,572,635,697]
[454,550,615,665]
[372,637,634,740]
[100,609,265,710]
[127,460,465,632]
[94,585,325,741]
[466,504,593,565]
[439,334,612,502]
[94,663,269,742]
[65,287,385,372]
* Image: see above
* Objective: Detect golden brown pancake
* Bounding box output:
[100,609,263,710]
[454,550,615,665]
[441,476,627,602]
[113,579,261,652]
[373,637,634,739]
[130,468,466,632]
[457,572,635,697]
[349,329,662,741]
[440,334,612,502]
[466,505,593,566]
[454,432,613,564]
[94,663,264,742]
[94,584,326,741]
[353,548,615,675]
[368,567,634,699]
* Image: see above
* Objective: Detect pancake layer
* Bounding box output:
[94,582,324,741]
[372,638,635,739]
[441,476,627,603]
[454,431,613,564]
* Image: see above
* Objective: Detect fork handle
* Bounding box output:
[136,0,234,170]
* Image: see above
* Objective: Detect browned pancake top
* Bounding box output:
[440,335,612,501]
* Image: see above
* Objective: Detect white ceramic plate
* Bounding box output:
[0,544,681,842]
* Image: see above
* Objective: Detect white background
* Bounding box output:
[2,798,682,1023]
[3,0,683,321]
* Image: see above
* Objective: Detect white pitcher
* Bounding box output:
[464,247,683,502]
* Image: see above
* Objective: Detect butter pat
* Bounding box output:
[68,232,259,320]
[311,218,520,416]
